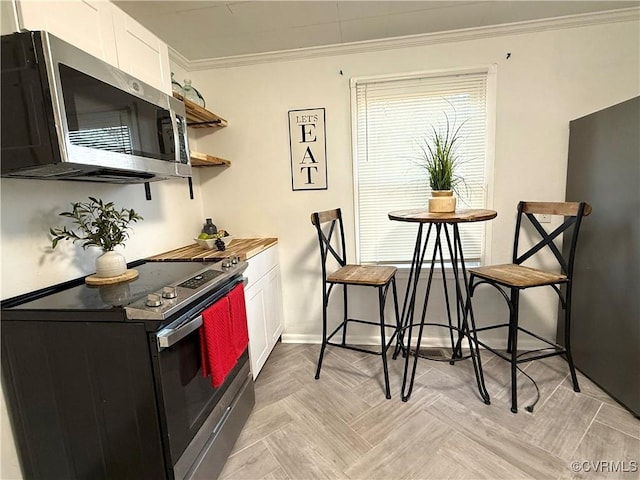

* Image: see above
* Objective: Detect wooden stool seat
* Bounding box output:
[328,265,397,286]
[470,264,567,288]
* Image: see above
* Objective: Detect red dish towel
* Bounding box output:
[228,284,249,360]
[199,297,236,387]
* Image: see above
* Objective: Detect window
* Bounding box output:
[351,67,494,266]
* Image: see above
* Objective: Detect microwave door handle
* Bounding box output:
[157,314,203,351]
[173,112,181,163]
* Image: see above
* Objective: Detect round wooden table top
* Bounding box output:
[388,208,497,224]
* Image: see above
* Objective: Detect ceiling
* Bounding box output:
[114,1,639,61]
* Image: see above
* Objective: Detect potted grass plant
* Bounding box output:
[50,197,143,278]
[417,114,466,213]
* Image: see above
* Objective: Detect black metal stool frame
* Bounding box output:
[312,209,401,399]
[469,201,591,413]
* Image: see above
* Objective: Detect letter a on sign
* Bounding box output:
[288,108,327,190]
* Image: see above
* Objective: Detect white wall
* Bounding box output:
[0,177,205,299]
[184,18,639,347]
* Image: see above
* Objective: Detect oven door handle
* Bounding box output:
[156,315,203,351]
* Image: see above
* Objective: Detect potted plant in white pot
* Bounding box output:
[50,197,143,278]
[417,115,466,213]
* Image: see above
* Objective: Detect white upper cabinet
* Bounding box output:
[15,0,118,65]
[111,8,171,94]
[13,0,171,94]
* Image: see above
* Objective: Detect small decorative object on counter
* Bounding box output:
[183,79,205,108]
[202,218,217,235]
[195,228,233,250]
[50,197,143,280]
[171,72,184,96]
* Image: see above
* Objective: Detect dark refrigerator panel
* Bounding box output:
[562,96,639,416]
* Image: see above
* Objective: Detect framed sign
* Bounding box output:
[288,108,327,190]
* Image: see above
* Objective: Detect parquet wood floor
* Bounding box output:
[220,343,639,480]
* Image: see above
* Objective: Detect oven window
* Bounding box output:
[165,328,215,429]
[59,64,175,161]
[157,326,249,464]
[159,327,224,464]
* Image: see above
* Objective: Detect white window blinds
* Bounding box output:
[352,71,489,265]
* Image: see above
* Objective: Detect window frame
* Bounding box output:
[350,64,498,270]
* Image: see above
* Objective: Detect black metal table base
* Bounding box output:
[395,222,491,404]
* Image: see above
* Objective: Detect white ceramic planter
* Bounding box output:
[428,190,457,213]
[95,250,127,278]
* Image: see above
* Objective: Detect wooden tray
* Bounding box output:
[85,269,139,286]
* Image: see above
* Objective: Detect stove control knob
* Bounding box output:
[231,256,239,265]
[162,286,177,299]
[222,259,231,269]
[146,293,163,307]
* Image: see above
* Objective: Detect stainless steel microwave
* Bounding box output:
[1,30,191,183]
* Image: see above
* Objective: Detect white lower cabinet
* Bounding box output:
[244,245,284,378]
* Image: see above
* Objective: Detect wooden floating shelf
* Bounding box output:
[173,92,228,128]
[190,151,231,167]
[174,92,231,168]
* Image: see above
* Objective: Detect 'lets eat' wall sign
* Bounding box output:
[288,108,327,190]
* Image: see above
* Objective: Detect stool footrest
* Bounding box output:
[325,318,398,343]
[476,339,567,364]
[325,340,396,357]
[474,323,567,351]
[341,317,396,328]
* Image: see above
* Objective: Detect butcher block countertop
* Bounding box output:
[147,238,278,262]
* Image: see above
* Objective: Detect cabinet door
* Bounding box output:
[111,7,171,94]
[244,246,285,378]
[15,0,118,65]
[265,266,284,345]
[244,276,270,379]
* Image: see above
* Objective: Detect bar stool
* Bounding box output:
[311,208,401,399]
[468,201,591,413]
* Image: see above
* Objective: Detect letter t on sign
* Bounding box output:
[288,108,327,190]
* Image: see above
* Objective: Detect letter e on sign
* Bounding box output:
[288,108,327,190]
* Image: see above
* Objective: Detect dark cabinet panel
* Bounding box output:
[1,320,167,479]
[562,96,640,416]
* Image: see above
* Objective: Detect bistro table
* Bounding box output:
[388,208,497,402]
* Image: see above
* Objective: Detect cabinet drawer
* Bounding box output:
[244,245,279,287]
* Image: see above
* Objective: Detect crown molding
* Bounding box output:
[168,46,190,72]
[171,7,639,71]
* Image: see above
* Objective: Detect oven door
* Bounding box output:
[152,278,248,476]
